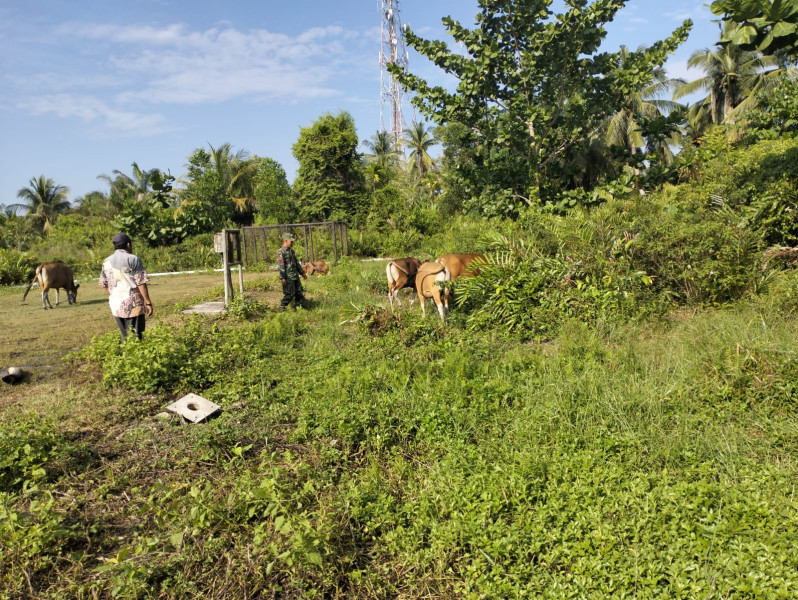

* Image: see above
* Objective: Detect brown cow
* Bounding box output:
[415,261,451,320]
[386,257,423,311]
[22,261,80,309]
[436,253,486,280]
[301,259,330,276]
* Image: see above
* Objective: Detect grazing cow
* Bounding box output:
[301,259,330,276]
[22,261,80,309]
[386,257,423,311]
[415,261,451,320]
[436,253,486,281]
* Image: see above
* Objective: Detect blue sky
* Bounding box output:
[0,1,721,208]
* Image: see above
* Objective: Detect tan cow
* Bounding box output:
[415,261,451,320]
[386,257,423,311]
[436,253,486,280]
[22,261,80,309]
[301,259,330,276]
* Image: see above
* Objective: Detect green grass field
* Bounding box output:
[2,261,798,599]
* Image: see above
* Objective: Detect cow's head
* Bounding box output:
[68,283,80,304]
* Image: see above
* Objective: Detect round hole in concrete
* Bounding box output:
[186,403,199,411]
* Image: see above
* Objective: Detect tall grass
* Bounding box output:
[2,266,797,598]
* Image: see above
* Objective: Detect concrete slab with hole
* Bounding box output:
[165,393,222,423]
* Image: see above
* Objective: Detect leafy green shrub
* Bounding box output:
[0,490,73,595]
[0,248,37,285]
[455,233,655,338]
[744,72,798,141]
[75,314,304,394]
[0,418,62,492]
[135,233,218,273]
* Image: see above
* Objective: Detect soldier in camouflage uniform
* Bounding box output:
[277,232,308,309]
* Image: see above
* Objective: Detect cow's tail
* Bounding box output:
[386,262,399,287]
[22,265,42,302]
[391,260,410,276]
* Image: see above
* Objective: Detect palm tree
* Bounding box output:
[404,122,437,177]
[97,162,157,208]
[605,47,686,164]
[673,37,781,127]
[207,143,257,213]
[363,131,400,169]
[74,190,112,217]
[9,176,71,234]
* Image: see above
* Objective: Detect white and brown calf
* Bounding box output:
[386,257,422,311]
[415,261,451,321]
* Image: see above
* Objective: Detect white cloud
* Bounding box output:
[55,22,369,105]
[23,94,168,136]
[663,3,714,23]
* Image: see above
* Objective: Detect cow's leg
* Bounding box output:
[419,293,426,318]
[394,289,402,308]
[42,290,52,309]
[432,289,446,321]
[55,289,61,307]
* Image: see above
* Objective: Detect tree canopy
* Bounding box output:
[711,0,798,57]
[390,0,691,215]
[292,112,365,221]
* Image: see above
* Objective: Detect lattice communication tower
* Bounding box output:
[379,0,411,146]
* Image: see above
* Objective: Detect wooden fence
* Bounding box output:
[240,221,349,267]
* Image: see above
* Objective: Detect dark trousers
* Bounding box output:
[280,278,305,309]
[115,314,146,340]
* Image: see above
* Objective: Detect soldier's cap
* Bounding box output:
[112,232,132,246]
[283,233,295,241]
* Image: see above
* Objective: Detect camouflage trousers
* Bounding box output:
[280,278,306,309]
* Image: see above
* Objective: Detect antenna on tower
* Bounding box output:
[379,0,411,149]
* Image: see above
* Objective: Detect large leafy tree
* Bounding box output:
[10,175,71,234]
[711,0,798,58]
[292,112,365,221]
[390,0,691,213]
[252,157,295,224]
[178,148,234,231]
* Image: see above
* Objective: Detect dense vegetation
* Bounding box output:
[3,0,798,597]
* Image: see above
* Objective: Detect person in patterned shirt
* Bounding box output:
[276,232,307,309]
[99,232,153,340]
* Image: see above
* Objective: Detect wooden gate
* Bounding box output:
[240,221,349,267]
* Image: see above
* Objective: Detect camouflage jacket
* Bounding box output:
[276,246,304,281]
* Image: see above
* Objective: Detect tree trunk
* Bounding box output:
[528,119,543,201]
[723,81,735,124]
